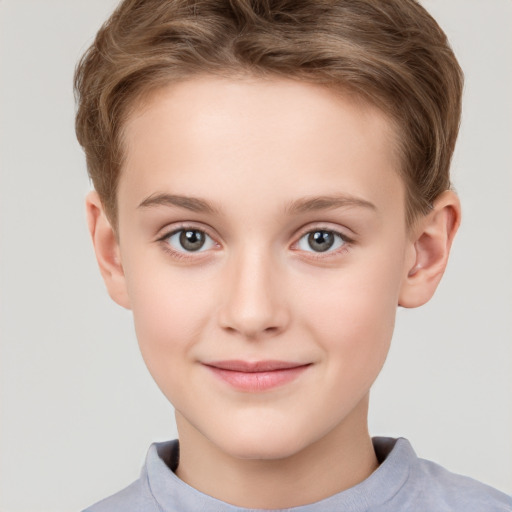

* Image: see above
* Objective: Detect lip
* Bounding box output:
[203,360,311,392]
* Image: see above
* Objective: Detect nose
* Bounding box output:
[217,248,290,340]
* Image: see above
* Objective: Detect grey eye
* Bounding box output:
[298,230,346,253]
[166,229,215,252]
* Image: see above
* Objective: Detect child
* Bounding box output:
[74,0,511,510]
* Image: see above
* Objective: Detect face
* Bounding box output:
[115,76,413,461]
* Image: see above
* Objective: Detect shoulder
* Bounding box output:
[81,440,179,512]
[81,478,158,512]
[373,437,511,512]
[409,448,512,511]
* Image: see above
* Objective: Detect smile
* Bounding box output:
[202,360,311,392]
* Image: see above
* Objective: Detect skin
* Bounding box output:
[87,75,460,508]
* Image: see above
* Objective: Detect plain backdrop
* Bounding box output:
[0,1,511,511]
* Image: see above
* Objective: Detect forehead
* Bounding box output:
[119,75,404,221]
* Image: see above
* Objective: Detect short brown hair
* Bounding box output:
[74,0,463,227]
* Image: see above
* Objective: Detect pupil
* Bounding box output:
[308,230,334,252]
[180,230,205,251]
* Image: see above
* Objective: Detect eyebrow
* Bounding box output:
[138,192,376,215]
[138,193,219,214]
[283,195,377,215]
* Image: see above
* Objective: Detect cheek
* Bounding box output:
[318,294,394,389]
[299,255,403,380]
[124,264,215,386]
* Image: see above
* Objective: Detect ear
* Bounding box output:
[399,190,461,308]
[85,191,131,309]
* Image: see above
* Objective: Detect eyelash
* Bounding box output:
[293,227,353,260]
[157,223,218,261]
[156,224,353,262]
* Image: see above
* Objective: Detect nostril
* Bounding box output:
[221,322,284,340]
[217,267,290,338]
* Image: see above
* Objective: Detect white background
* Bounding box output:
[0,1,511,510]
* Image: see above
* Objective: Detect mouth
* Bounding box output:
[202,360,311,392]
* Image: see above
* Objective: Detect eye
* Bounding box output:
[165,228,216,253]
[297,229,347,253]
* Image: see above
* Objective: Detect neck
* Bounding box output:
[175,397,378,508]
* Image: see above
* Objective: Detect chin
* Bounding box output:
[226,440,305,461]
[213,421,318,461]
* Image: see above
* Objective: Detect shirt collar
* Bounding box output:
[143,437,415,512]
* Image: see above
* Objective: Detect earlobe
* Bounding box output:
[399,190,461,308]
[85,191,131,309]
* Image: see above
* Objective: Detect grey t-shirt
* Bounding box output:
[83,437,511,511]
